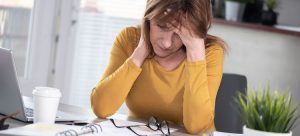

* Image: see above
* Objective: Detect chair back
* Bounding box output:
[214,73,247,133]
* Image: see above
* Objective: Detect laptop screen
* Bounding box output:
[0,48,28,122]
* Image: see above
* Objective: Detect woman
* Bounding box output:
[91,0,226,134]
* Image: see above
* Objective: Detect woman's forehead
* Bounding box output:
[150,21,177,30]
[152,9,187,25]
[152,11,180,23]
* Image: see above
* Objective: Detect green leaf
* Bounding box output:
[234,83,299,133]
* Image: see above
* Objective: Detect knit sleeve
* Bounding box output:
[91,27,141,118]
[183,45,224,134]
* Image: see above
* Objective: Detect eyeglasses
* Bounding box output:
[110,116,170,136]
[147,116,170,136]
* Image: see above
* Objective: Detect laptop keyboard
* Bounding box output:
[24,107,60,118]
[24,107,33,117]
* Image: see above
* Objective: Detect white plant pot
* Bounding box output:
[225,1,246,21]
[243,126,292,136]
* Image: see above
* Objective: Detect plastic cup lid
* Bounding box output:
[32,87,61,98]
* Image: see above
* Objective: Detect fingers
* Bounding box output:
[173,24,190,40]
[173,23,191,35]
[172,17,198,38]
[138,32,145,47]
[173,27,181,36]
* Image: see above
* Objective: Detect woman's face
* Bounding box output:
[149,20,184,58]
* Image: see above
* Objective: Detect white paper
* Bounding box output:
[214,131,243,136]
[0,123,82,136]
[99,119,178,136]
[0,119,178,136]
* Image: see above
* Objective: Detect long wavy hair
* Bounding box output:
[141,0,227,57]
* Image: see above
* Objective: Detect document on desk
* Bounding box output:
[0,123,82,136]
[214,131,243,136]
[0,119,178,136]
[99,119,178,136]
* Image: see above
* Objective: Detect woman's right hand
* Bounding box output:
[130,33,149,67]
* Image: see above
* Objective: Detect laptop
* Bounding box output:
[0,47,85,122]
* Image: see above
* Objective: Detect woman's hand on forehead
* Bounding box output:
[173,21,206,61]
[173,21,204,50]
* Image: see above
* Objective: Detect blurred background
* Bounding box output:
[0,0,299,134]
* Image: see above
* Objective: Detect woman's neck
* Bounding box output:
[154,48,186,71]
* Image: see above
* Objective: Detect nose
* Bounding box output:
[161,40,172,49]
[161,33,173,49]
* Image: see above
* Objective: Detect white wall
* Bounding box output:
[277,0,300,26]
[210,23,300,135]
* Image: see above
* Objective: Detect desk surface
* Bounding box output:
[1,103,239,136]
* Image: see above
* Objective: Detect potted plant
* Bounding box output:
[261,0,279,25]
[225,0,253,21]
[243,0,264,23]
[235,84,299,136]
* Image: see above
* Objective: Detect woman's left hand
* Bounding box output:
[174,25,206,61]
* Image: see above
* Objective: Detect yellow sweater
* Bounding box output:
[91,26,224,134]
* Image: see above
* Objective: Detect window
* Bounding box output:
[0,0,34,77]
[0,0,61,97]
[63,0,146,114]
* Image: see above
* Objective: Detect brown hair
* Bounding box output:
[141,0,227,56]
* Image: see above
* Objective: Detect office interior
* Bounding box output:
[0,0,299,135]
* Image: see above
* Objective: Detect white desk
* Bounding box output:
[1,102,97,128]
[1,103,241,136]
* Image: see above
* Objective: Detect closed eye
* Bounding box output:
[157,24,171,31]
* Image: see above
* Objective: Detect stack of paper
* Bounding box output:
[0,119,178,136]
[0,123,82,136]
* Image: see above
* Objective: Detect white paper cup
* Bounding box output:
[32,87,61,124]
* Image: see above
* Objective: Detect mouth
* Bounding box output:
[158,46,170,51]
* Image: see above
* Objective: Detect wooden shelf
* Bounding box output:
[212,18,300,37]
